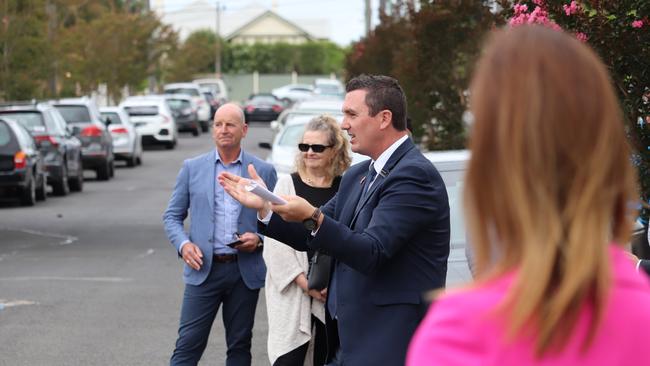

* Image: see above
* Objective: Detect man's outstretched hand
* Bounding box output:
[218,164,270,217]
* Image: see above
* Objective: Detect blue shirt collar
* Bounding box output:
[215,149,243,165]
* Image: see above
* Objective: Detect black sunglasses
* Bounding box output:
[298,143,333,153]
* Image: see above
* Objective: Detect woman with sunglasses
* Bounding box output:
[263,115,351,366]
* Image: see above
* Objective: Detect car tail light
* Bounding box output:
[81,125,103,137]
[111,127,129,134]
[14,151,27,169]
[272,104,283,113]
[245,105,255,113]
[34,134,59,147]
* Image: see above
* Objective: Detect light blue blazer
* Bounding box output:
[163,150,277,288]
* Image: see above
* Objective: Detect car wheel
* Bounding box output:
[20,175,37,206]
[192,127,200,137]
[96,159,110,181]
[36,173,47,201]
[136,154,142,165]
[201,121,209,133]
[69,163,84,192]
[53,165,70,196]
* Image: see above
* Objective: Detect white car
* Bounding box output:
[193,78,228,103]
[164,83,211,130]
[100,106,143,167]
[271,98,344,132]
[423,149,472,282]
[313,78,345,98]
[119,96,178,149]
[271,84,314,104]
[260,114,369,175]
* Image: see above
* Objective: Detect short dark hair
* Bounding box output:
[346,74,407,131]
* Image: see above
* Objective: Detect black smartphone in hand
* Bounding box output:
[227,232,242,248]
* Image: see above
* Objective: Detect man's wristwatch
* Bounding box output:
[302,207,321,231]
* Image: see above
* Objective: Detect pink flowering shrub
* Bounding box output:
[632,20,644,28]
[563,1,580,16]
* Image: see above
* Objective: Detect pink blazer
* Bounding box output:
[407,246,650,365]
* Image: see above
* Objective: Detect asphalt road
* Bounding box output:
[0,122,470,365]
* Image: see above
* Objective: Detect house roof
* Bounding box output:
[225,10,316,41]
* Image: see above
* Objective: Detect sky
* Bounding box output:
[159,0,380,46]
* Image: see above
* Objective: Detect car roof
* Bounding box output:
[0,102,52,112]
[164,82,201,89]
[293,99,343,111]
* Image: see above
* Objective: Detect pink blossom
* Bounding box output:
[632,20,644,28]
[513,3,528,15]
[563,1,580,16]
[508,4,562,31]
[575,32,588,42]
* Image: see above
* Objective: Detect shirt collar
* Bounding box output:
[215,149,243,165]
[370,135,409,175]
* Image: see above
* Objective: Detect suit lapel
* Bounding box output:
[340,163,370,226]
[349,139,415,226]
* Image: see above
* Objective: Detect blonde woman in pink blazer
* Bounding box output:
[407,25,650,365]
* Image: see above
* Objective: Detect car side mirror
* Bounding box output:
[258,142,272,150]
[104,117,111,126]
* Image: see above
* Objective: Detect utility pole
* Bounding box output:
[364,0,371,36]
[46,0,57,96]
[215,1,222,76]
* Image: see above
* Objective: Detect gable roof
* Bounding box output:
[225,10,315,41]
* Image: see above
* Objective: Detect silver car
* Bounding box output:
[100,107,143,167]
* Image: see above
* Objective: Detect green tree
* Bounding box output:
[0,0,51,100]
[164,29,217,83]
[345,1,499,148]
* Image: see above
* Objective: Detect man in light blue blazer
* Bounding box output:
[163,103,277,366]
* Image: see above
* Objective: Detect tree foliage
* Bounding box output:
[505,0,650,213]
[0,0,176,101]
[345,1,500,149]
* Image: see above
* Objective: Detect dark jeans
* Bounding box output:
[273,316,327,366]
[170,261,260,366]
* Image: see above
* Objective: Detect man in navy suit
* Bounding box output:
[219,75,450,366]
[163,103,277,366]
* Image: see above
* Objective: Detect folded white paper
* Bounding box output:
[245,182,287,205]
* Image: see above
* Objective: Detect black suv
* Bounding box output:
[0,103,84,196]
[52,98,115,181]
[0,118,47,205]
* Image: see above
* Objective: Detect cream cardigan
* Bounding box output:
[263,174,326,365]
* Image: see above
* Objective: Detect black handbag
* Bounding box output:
[307,250,332,290]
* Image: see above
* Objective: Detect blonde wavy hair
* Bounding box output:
[465,26,638,356]
[295,115,351,179]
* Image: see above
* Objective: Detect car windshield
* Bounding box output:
[198,83,221,93]
[55,105,91,124]
[124,106,159,116]
[165,88,199,96]
[100,112,122,125]
[316,85,342,95]
[167,99,191,111]
[0,122,11,146]
[0,111,45,132]
[278,124,306,147]
[250,95,277,104]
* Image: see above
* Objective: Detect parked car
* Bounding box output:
[271,84,314,104]
[313,78,345,98]
[164,83,211,132]
[119,96,177,149]
[0,102,83,195]
[271,98,344,132]
[243,93,285,122]
[0,117,47,205]
[165,94,201,137]
[52,97,115,181]
[193,78,228,105]
[259,114,368,175]
[200,88,219,120]
[100,106,143,167]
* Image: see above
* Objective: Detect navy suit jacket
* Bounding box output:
[264,138,450,366]
[163,149,277,288]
